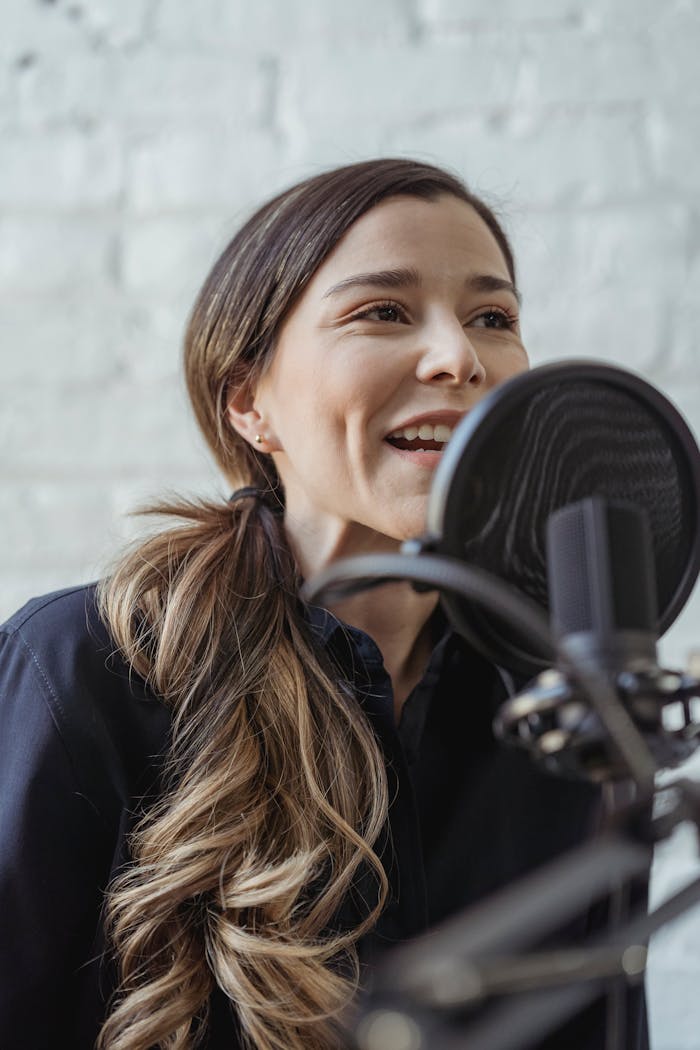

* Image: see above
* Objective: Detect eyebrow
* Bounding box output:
[322,267,522,305]
[323,267,422,298]
[469,273,522,306]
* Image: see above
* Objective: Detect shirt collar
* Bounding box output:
[303,600,517,699]
[303,600,454,687]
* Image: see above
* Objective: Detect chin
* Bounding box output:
[386,511,429,545]
[362,495,429,547]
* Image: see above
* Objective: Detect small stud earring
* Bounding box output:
[254,434,263,444]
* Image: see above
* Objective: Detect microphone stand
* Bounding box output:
[303,538,700,1050]
[351,777,700,1050]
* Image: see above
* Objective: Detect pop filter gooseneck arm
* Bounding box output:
[304,553,659,790]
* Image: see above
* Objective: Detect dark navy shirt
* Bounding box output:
[0,585,648,1048]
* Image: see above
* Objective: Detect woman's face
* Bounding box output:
[230,193,528,566]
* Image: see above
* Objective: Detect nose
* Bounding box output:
[415,320,487,388]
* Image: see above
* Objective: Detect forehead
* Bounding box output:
[305,193,511,294]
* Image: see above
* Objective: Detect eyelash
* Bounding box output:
[349,299,519,330]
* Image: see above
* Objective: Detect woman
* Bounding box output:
[0,158,647,1049]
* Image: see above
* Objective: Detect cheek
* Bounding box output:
[262,336,398,462]
[304,369,381,441]
[489,347,529,384]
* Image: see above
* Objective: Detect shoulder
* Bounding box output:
[3,582,111,657]
[0,586,172,1038]
[0,583,171,823]
[1,582,149,730]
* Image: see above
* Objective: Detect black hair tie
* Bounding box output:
[228,487,284,514]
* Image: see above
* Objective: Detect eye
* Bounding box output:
[470,308,518,330]
[351,300,408,324]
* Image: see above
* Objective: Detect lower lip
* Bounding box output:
[384,440,446,468]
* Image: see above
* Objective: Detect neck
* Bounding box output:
[285,510,439,720]
[328,584,439,720]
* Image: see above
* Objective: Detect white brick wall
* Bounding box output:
[1,2,699,1045]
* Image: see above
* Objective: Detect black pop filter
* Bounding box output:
[428,360,700,677]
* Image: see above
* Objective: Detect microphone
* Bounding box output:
[547,497,658,672]
[495,495,699,782]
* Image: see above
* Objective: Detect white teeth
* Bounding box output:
[388,422,455,442]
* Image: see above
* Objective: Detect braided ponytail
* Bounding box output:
[97,493,388,1049]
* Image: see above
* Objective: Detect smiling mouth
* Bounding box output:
[385,422,454,453]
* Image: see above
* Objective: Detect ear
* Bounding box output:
[225,378,281,453]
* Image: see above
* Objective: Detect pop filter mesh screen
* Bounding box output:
[440,379,695,635]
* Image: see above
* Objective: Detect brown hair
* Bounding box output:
[97,158,516,1050]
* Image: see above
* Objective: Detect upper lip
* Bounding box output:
[384,409,467,436]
